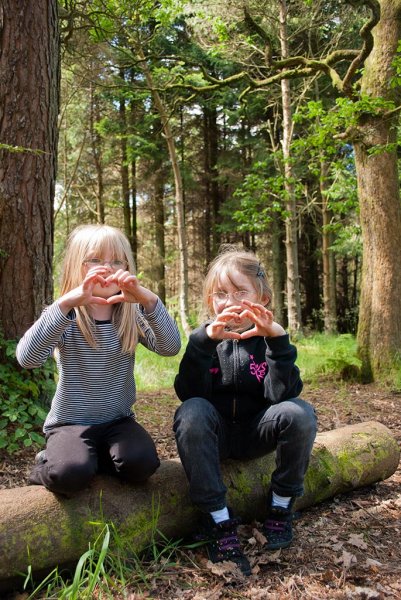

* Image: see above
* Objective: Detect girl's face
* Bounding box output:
[210,269,261,331]
[82,255,126,299]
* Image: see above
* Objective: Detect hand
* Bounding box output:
[58,268,110,314]
[206,305,244,340]
[105,270,158,313]
[238,300,286,339]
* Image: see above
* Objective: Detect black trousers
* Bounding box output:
[29,416,160,495]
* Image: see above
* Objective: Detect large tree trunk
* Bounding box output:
[355,0,401,380]
[0,0,59,339]
[0,421,398,589]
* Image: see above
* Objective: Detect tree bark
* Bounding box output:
[138,51,191,335]
[119,80,132,246]
[354,0,401,380]
[0,421,398,589]
[279,0,302,334]
[0,0,59,339]
[320,160,337,334]
[89,80,105,223]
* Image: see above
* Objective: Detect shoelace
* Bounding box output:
[217,533,241,551]
[264,518,289,532]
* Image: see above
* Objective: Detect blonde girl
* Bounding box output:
[174,247,316,575]
[17,224,181,495]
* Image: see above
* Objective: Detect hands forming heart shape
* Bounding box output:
[84,269,144,305]
[59,266,158,316]
[206,300,286,341]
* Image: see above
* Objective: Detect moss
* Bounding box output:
[226,469,253,511]
[304,447,337,502]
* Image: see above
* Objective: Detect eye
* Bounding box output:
[111,260,125,268]
[234,290,250,300]
[215,291,228,300]
[88,258,102,265]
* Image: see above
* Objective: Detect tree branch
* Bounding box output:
[341,0,380,96]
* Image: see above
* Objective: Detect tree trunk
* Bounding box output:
[138,52,191,335]
[119,77,132,246]
[89,81,105,223]
[320,160,337,334]
[0,0,59,339]
[153,160,166,304]
[271,212,285,325]
[0,421,398,590]
[354,0,401,380]
[203,104,221,265]
[279,0,302,334]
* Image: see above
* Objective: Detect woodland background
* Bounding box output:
[1,0,401,444]
[1,3,401,598]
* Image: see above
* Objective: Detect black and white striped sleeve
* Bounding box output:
[16,302,74,369]
[136,298,181,356]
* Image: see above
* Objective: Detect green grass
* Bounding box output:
[296,333,360,383]
[134,340,185,392]
[135,332,361,392]
[23,512,202,599]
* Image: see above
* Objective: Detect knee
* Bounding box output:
[117,451,160,483]
[174,397,217,441]
[280,399,317,441]
[47,460,96,494]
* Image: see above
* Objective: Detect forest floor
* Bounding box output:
[1,380,401,599]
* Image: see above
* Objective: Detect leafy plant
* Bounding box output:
[0,333,54,453]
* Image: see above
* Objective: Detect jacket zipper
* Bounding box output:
[232,339,239,421]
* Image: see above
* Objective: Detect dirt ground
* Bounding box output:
[1,380,401,599]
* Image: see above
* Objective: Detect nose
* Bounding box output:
[102,261,114,271]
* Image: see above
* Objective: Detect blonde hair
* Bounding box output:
[60,224,139,352]
[203,246,272,317]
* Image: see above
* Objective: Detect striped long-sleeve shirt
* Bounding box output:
[16,299,181,432]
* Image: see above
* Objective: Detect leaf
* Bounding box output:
[252,528,267,546]
[336,549,357,568]
[348,533,368,550]
[206,559,242,576]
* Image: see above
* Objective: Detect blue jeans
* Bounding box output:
[173,397,317,513]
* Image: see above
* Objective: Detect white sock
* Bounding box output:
[272,491,291,509]
[210,507,230,524]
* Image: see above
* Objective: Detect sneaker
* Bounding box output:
[197,512,251,576]
[34,450,47,465]
[263,504,294,550]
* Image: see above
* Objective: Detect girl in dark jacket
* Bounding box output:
[174,248,317,575]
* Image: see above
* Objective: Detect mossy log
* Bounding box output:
[0,420,399,588]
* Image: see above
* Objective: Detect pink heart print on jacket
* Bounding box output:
[249,355,267,382]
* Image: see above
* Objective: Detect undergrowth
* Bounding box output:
[23,503,200,599]
[0,334,54,453]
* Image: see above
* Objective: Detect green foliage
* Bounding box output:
[135,333,185,391]
[23,504,198,599]
[0,334,54,453]
[297,333,361,383]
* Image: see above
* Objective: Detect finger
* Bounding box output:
[217,311,242,322]
[90,297,110,305]
[239,327,258,340]
[222,330,242,340]
[241,300,266,314]
[106,294,124,305]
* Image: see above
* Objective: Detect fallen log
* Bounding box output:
[0,420,399,589]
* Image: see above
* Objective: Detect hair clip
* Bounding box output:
[256,266,265,278]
